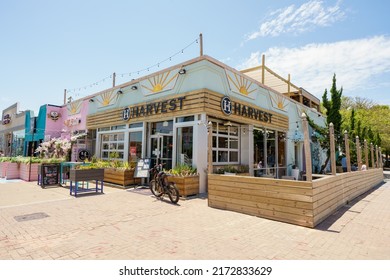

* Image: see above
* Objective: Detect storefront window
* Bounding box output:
[129,131,142,163]
[100,132,125,160]
[254,128,286,178]
[12,129,25,156]
[266,130,276,168]
[176,116,194,123]
[129,123,143,129]
[151,121,173,134]
[211,122,239,164]
[278,132,286,167]
[254,129,265,167]
[176,126,193,165]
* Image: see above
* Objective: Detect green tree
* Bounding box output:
[308,74,344,173]
[322,74,343,143]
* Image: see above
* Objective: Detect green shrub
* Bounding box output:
[166,164,197,177]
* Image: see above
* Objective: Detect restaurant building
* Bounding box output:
[0,103,32,157]
[23,101,92,161]
[84,55,326,193]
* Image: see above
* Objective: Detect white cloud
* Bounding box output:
[247,0,345,39]
[239,36,390,99]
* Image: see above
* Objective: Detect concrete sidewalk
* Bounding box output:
[0,177,389,260]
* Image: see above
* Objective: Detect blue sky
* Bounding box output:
[1,0,390,114]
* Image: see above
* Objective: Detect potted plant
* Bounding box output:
[18,157,42,181]
[291,164,300,180]
[0,157,11,178]
[70,163,105,182]
[102,159,141,187]
[166,164,199,198]
[216,165,238,175]
[5,156,23,180]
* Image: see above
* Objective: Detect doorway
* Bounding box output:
[150,134,173,169]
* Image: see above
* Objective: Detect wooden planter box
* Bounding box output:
[5,162,20,180]
[103,168,141,187]
[169,175,199,198]
[19,163,40,181]
[0,162,9,178]
[70,168,105,182]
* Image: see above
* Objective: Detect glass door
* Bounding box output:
[150,134,173,170]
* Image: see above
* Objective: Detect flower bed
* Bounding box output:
[5,162,20,180]
[0,162,9,178]
[104,168,141,187]
[166,164,199,198]
[19,162,40,181]
[169,175,199,198]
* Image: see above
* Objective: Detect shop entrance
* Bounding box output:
[150,134,173,170]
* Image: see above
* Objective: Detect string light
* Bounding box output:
[66,35,200,101]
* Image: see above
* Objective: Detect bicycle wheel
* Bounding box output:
[150,180,163,197]
[167,183,180,204]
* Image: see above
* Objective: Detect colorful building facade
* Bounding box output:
[84,55,326,192]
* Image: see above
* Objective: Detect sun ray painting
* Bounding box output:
[67,100,83,115]
[96,90,118,107]
[225,69,257,98]
[269,92,288,111]
[140,69,179,95]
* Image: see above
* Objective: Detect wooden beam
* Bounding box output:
[261,54,265,84]
[370,143,375,168]
[199,33,203,56]
[329,123,336,175]
[207,121,213,174]
[364,140,369,169]
[356,136,362,170]
[302,113,312,181]
[375,145,379,168]
[344,131,351,172]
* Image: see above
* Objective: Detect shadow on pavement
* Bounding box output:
[315,181,386,232]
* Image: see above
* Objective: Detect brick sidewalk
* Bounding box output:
[0,178,389,260]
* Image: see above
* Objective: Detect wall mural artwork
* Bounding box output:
[140,69,179,95]
[269,92,288,112]
[96,90,118,108]
[225,69,257,98]
[67,100,83,115]
[296,104,309,118]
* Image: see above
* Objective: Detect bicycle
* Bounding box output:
[149,163,180,204]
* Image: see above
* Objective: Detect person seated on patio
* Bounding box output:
[256,161,263,176]
[341,155,347,172]
[361,164,367,171]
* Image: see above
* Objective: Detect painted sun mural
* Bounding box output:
[225,69,257,98]
[140,69,179,94]
[296,104,309,117]
[67,100,83,115]
[96,90,118,108]
[269,92,288,111]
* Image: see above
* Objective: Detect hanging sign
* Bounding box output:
[48,111,61,121]
[78,149,90,161]
[2,114,11,125]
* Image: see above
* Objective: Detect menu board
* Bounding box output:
[40,164,60,187]
[134,158,151,178]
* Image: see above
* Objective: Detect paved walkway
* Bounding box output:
[0,176,390,260]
